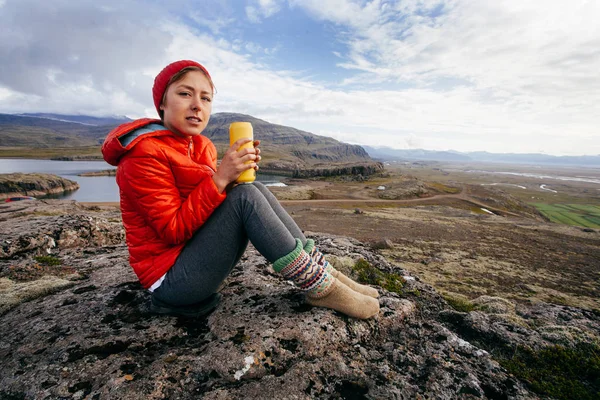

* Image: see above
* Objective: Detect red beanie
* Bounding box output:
[152,60,212,117]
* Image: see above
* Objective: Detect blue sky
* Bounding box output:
[0,0,599,156]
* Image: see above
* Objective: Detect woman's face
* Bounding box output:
[160,70,213,137]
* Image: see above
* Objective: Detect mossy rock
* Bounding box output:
[351,258,405,294]
[0,276,75,315]
[443,294,476,313]
[539,325,599,347]
[471,295,516,314]
[326,255,356,274]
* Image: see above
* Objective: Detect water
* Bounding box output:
[466,169,600,185]
[0,159,286,202]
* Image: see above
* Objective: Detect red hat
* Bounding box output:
[152,60,212,116]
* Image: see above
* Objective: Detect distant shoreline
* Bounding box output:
[79,169,116,177]
[0,146,102,160]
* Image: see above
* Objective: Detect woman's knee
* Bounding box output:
[225,183,266,209]
[252,181,267,191]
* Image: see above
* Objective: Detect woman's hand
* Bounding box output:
[253,140,261,171]
[213,139,261,193]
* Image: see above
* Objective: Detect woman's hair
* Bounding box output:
[159,66,217,120]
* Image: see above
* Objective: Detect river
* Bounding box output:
[0,159,286,202]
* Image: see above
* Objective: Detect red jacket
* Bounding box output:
[102,118,226,288]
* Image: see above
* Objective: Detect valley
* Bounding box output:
[268,162,600,312]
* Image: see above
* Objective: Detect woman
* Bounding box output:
[102,60,379,319]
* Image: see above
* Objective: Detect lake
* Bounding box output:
[0,159,286,202]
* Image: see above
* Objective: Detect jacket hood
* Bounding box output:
[102,118,171,166]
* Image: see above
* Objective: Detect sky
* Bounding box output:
[0,0,598,156]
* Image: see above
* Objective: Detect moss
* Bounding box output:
[352,258,405,294]
[0,276,75,315]
[33,255,61,266]
[381,273,405,293]
[3,257,74,282]
[444,295,476,312]
[498,343,600,400]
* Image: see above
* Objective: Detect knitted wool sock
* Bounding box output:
[274,239,335,297]
[304,239,379,298]
[275,239,379,319]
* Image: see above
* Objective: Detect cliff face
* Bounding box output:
[0,201,598,399]
[290,162,385,178]
[0,173,79,200]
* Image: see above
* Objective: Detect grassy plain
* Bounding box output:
[386,161,600,227]
[533,203,600,228]
[274,161,600,312]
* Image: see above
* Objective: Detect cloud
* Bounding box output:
[257,0,282,17]
[405,133,422,149]
[245,6,262,23]
[284,0,600,155]
[0,0,597,156]
[190,14,236,36]
[0,0,173,115]
[293,0,600,101]
[246,0,282,23]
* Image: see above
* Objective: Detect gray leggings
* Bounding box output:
[152,181,307,306]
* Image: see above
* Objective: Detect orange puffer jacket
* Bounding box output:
[102,118,226,288]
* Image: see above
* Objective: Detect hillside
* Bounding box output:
[0,113,382,177]
[17,113,131,127]
[364,146,600,167]
[204,113,381,176]
[0,114,123,148]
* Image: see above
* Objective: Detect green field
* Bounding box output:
[532,203,600,228]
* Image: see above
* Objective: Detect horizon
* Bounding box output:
[7,111,600,158]
[0,1,599,157]
[7,111,600,159]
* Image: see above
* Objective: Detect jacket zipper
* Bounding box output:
[187,139,193,158]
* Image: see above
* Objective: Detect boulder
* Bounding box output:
[0,201,597,399]
[0,173,79,200]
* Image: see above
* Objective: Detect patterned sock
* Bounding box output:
[275,239,379,319]
[274,239,335,298]
[304,239,327,267]
[304,239,379,298]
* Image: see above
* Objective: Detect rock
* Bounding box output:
[354,208,364,214]
[283,162,384,178]
[372,238,394,250]
[1,201,598,399]
[378,179,429,200]
[0,173,79,200]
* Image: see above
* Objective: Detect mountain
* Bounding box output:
[364,147,471,162]
[203,113,379,175]
[364,146,600,167]
[0,113,118,147]
[17,113,132,127]
[0,113,382,177]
